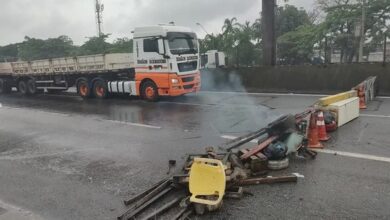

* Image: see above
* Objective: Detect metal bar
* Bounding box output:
[141,196,183,220]
[225,129,267,151]
[130,179,172,208]
[123,178,169,206]
[173,207,189,220]
[118,187,173,220]
[178,209,193,220]
[235,175,298,186]
[219,127,266,148]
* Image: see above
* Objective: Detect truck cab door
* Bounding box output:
[136,38,168,73]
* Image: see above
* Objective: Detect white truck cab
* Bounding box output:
[132,25,201,99]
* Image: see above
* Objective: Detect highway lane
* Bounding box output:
[0,91,389,219]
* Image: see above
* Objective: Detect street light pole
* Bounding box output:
[196,23,215,49]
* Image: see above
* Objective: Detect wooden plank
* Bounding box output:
[240,136,279,160]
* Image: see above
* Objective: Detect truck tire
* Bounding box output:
[27,79,38,95]
[141,81,159,102]
[77,79,92,99]
[0,79,11,94]
[18,80,28,95]
[93,80,108,99]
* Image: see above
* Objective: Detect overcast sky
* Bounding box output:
[0,0,314,46]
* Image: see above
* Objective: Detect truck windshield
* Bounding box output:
[167,32,198,55]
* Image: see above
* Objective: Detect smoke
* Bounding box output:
[200,68,281,135]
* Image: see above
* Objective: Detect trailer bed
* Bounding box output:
[0,53,134,76]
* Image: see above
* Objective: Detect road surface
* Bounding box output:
[0,91,389,219]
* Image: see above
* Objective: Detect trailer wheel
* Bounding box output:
[0,79,11,94]
[18,80,28,95]
[27,79,38,95]
[77,80,92,99]
[93,80,108,99]
[141,81,159,102]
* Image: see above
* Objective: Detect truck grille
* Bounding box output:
[181,77,194,83]
[183,84,194,89]
[178,61,197,72]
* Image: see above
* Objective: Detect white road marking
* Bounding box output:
[313,149,390,163]
[292,173,305,178]
[220,135,259,144]
[159,101,214,107]
[221,135,390,163]
[377,96,390,99]
[360,114,390,118]
[104,119,161,129]
[200,91,326,97]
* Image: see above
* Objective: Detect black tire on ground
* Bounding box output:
[18,80,28,95]
[27,79,38,95]
[77,79,93,99]
[0,79,11,94]
[141,80,159,102]
[93,80,108,99]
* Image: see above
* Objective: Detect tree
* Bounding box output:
[79,35,111,55]
[18,35,76,60]
[109,38,133,53]
[318,0,390,63]
[0,44,19,62]
[278,25,320,64]
[276,4,312,38]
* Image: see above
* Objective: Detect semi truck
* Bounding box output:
[0,25,201,101]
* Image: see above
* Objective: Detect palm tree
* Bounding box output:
[222,17,239,36]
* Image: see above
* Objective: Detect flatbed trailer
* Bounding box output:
[0,25,201,101]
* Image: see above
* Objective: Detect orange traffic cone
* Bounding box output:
[317,111,330,141]
[308,113,323,149]
[357,84,367,109]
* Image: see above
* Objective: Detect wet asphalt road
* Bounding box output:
[0,91,389,220]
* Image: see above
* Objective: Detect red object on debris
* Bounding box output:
[325,121,337,132]
[317,111,330,141]
[240,136,279,160]
[308,113,323,149]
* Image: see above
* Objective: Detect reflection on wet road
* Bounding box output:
[0,92,282,135]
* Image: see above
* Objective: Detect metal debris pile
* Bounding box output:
[118,111,318,220]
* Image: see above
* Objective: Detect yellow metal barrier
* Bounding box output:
[318,90,357,106]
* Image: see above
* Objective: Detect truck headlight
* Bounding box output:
[171,79,179,84]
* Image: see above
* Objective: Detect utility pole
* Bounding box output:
[358,0,366,62]
[383,34,387,66]
[95,0,104,37]
[262,0,276,66]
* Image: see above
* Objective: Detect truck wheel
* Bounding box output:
[18,80,28,95]
[27,79,38,95]
[93,80,108,99]
[0,79,11,94]
[77,80,92,99]
[141,81,159,102]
